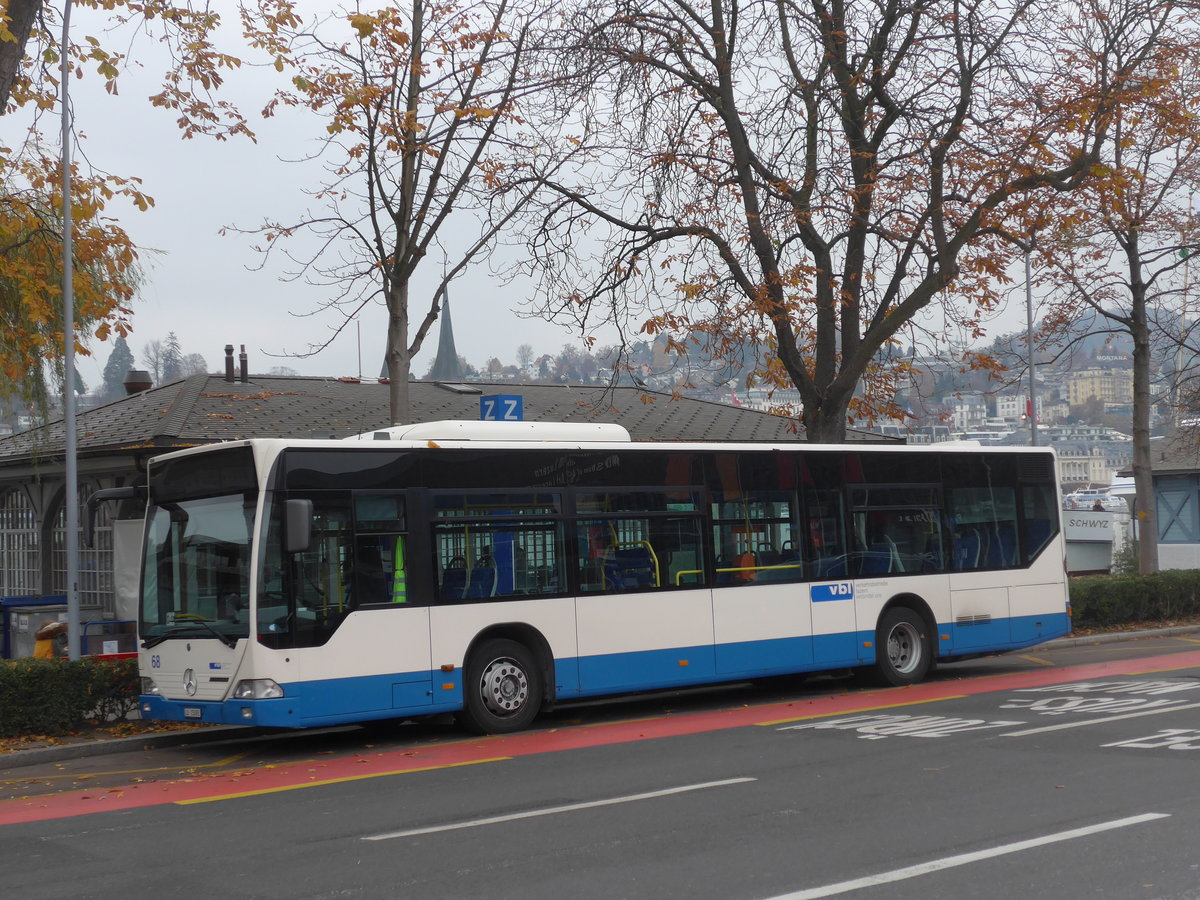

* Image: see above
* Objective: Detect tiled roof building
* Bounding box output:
[1,372,886,641]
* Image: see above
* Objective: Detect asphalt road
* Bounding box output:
[4,632,1200,899]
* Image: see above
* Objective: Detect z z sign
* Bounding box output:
[480,395,524,422]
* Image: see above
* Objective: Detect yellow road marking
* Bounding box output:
[756,695,966,727]
[1129,661,1200,675]
[173,756,510,805]
[1018,655,1055,667]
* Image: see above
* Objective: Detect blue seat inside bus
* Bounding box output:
[814,554,847,578]
[441,561,468,601]
[988,522,1017,567]
[860,536,902,575]
[604,546,656,590]
[952,528,980,569]
[464,563,497,599]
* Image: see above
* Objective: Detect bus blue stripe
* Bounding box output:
[140,612,1068,727]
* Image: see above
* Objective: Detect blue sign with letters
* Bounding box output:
[480,394,524,422]
[811,582,854,603]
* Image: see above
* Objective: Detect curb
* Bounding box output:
[1,725,274,771]
[5,625,1200,770]
[1041,623,1200,649]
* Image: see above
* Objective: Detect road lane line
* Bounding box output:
[1001,700,1200,737]
[7,649,1200,827]
[757,695,964,727]
[362,777,757,841]
[1018,654,1054,667]
[1130,661,1200,674]
[174,757,510,805]
[765,813,1170,900]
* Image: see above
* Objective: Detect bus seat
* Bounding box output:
[994,522,1017,566]
[874,534,904,573]
[759,545,801,581]
[818,554,846,578]
[756,547,781,567]
[465,563,497,599]
[440,558,468,601]
[953,528,981,570]
[611,546,657,589]
[860,546,891,575]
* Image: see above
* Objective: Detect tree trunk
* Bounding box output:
[386,281,411,426]
[0,0,41,112]
[802,389,853,443]
[1129,282,1158,574]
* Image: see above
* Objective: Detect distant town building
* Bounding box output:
[1066,367,1134,407]
[950,393,988,432]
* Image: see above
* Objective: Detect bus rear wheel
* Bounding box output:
[458,638,543,734]
[872,608,931,686]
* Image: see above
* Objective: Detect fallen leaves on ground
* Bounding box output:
[0,719,210,756]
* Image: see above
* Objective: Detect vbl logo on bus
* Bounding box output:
[811,582,853,603]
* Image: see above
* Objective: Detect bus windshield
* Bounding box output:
[141,492,257,644]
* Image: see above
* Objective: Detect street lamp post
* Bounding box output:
[60,0,80,660]
[1025,244,1038,447]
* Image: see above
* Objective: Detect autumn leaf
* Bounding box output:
[349,14,376,39]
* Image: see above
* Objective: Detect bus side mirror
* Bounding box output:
[285,499,313,554]
[85,486,142,548]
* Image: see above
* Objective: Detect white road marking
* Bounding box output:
[361,776,757,841]
[765,813,1170,900]
[1001,700,1200,736]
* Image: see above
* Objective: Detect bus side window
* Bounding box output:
[803,489,848,580]
[352,534,407,605]
[946,485,1018,572]
[711,491,802,584]
[579,515,704,592]
[1021,484,1057,563]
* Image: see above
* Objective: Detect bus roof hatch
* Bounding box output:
[345,420,633,443]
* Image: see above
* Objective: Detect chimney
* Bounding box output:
[239,345,248,383]
[123,369,153,395]
[224,344,235,382]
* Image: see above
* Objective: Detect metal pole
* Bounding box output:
[61,0,80,660]
[1022,247,1041,448]
[1025,246,1038,447]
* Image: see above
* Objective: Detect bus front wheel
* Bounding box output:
[458,638,543,734]
[873,608,931,686]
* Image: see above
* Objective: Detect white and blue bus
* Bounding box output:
[106,421,1070,734]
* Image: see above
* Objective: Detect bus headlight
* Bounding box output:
[141,677,160,695]
[233,679,284,699]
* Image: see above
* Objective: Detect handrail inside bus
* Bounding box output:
[698,563,805,586]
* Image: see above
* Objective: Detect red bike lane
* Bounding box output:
[4,648,1199,828]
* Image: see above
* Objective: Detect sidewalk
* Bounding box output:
[4,623,1200,770]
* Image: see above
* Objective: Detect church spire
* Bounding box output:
[428,285,465,382]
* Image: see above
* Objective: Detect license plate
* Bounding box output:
[183,707,202,720]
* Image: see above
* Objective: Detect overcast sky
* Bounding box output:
[38,6,589,391]
[12,5,1045,395]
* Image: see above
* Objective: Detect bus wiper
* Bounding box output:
[142,619,238,650]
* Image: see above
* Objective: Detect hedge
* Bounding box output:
[1069,569,1200,630]
[0,657,139,738]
